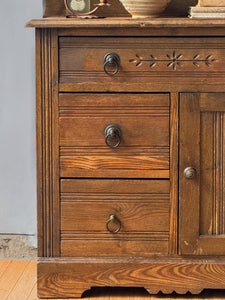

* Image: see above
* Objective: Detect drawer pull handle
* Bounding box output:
[104,124,122,149]
[106,215,121,234]
[184,167,196,179]
[104,52,120,76]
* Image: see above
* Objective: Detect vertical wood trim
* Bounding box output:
[199,112,214,236]
[37,28,58,257]
[213,112,224,235]
[51,29,60,256]
[223,113,225,234]
[169,93,179,255]
[36,28,44,257]
[179,93,200,255]
[44,28,52,257]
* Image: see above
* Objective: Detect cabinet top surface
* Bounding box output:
[25,17,225,28]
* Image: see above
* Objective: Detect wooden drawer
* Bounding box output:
[60,179,170,257]
[59,93,170,178]
[59,37,225,89]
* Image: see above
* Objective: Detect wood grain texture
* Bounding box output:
[2,260,225,299]
[179,93,201,255]
[169,93,179,255]
[61,201,169,232]
[25,17,225,28]
[0,260,29,300]
[59,37,224,86]
[51,29,60,257]
[37,257,225,298]
[36,28,60,257]
[59,93,169,178]
[6,261,37,300]
[200,112,225,236]
[60,179,170,257]
[43,0,65,17]
[0,260,11,280]
[33,25,225,298]
[180,93,225,255]
[61,240,169,257]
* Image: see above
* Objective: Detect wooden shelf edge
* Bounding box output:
[25,17,225,28]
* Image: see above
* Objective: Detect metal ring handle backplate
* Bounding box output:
[104,53,121,76]
[64,0,109,17]
[104,124,122,149]
[106,215,121,234]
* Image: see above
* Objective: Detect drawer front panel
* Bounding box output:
[59,37,225,88]
[59,93,170,178]
[60,179,170,257]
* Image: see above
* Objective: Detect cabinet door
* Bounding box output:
[180,93,225,255]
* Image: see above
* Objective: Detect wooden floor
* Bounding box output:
[0,260,225,300]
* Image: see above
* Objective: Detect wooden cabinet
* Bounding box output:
[26,18,225,298]
[180,93,225,256]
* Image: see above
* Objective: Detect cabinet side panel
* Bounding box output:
[36,28,60,257]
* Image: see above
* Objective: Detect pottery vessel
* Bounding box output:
[119,0,172,18]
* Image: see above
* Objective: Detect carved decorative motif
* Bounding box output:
[129,51,218,70]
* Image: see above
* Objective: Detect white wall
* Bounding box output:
[0,1,42,238]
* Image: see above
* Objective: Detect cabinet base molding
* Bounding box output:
[38,257,225,298]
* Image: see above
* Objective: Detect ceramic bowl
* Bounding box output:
[119,0,171,18]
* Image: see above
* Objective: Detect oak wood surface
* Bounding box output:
[38,257,225,298]
[179,93,201,255]
[60,179,170,257]
[34,23,225,298]
[26,17,225,28]
[169,93,179,255]
[59,37,224,86]
[0,260,29,299]
[36,28,60,258]
[1,260,225,300]
[180,93,225,255]
[6,261,37,300]
[59,93,169,178]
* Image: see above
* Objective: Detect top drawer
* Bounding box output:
[59,37,225,90]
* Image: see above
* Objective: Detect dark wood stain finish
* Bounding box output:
[28,18,225,298]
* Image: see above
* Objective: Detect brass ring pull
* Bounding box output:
[106,215,121,234]
[104,53,121,76]
[104,124,122,149]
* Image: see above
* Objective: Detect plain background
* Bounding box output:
[0,0,197,247]
[0,1,42,244]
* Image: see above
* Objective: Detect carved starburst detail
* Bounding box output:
[129,51,218,70]
[166,51,183,70]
